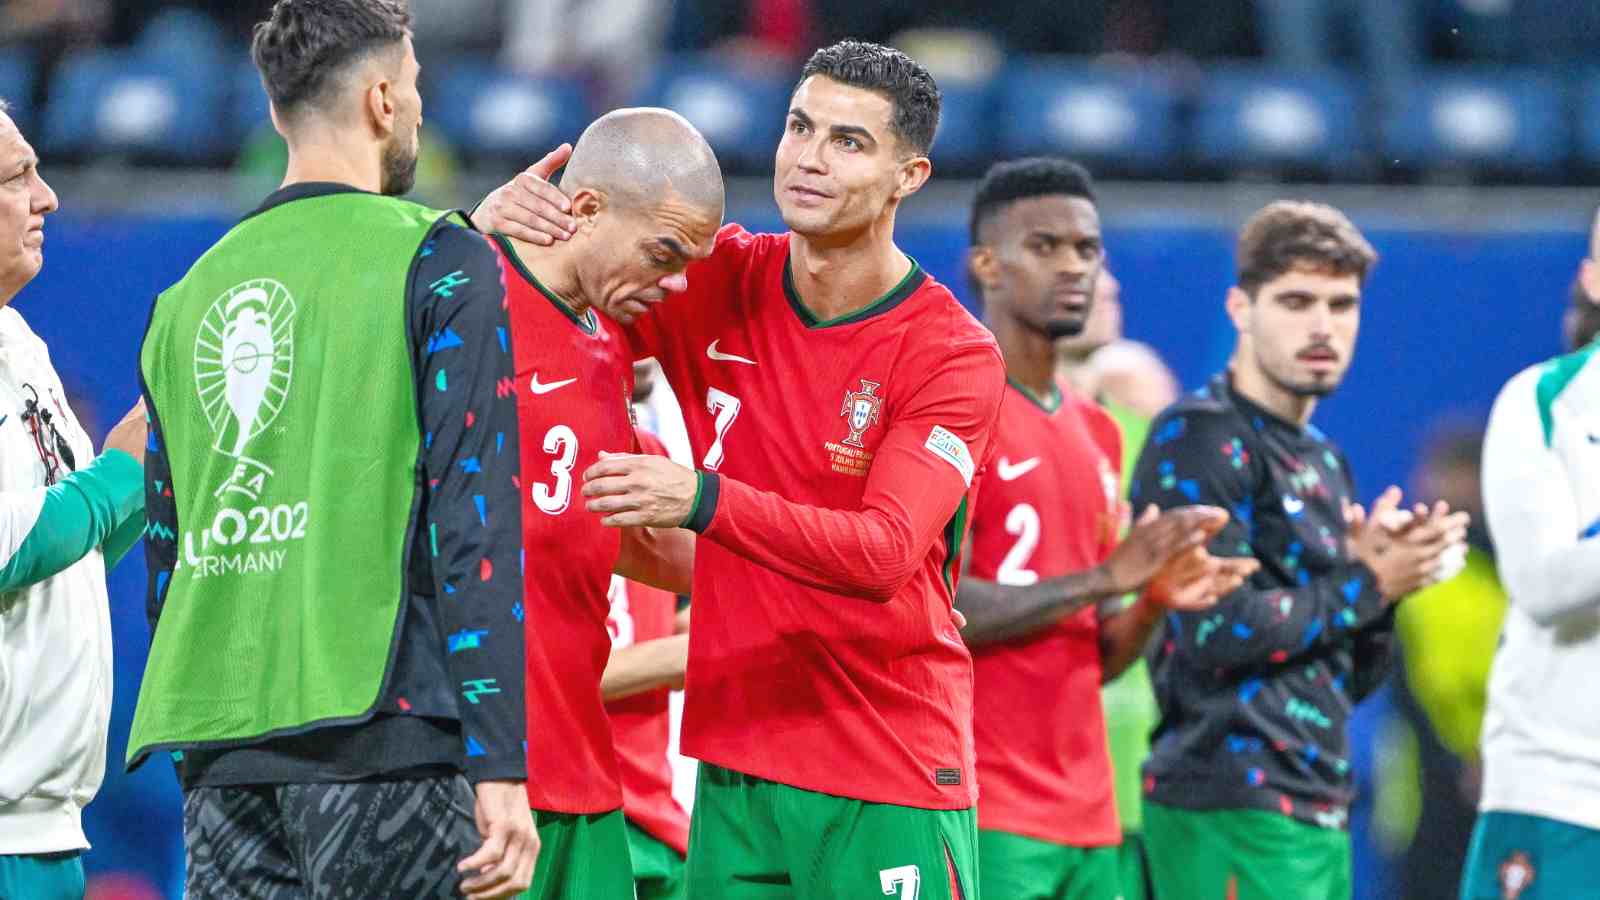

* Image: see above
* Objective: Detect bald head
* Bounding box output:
[559,108,724,218]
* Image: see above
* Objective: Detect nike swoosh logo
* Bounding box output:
[996,457,1041,481]
[707,339,757,365]
[528,374,577,395]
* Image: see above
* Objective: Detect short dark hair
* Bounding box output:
[969,157,1096,244]
[1236,201,1377,296]
[251,0,411,118]
[797,40,940,157]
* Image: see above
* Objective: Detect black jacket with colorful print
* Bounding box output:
[1130,373,1394,829]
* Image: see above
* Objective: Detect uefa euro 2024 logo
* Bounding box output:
[193,278,295,501]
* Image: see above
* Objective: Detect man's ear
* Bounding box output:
[365,76,396,138]
[894,155,931,200]
[570,188,605,231]
[1225,285,1253,334]
[968,245,999,294]
[1582,258,1600,304]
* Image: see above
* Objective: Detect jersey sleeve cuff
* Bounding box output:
[462,753,528,784]
[682,471,720,533]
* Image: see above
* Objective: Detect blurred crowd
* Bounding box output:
[5,0,1600,112]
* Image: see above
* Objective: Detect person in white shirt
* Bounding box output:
[0,99,147,900]
[1464,208,1600,900]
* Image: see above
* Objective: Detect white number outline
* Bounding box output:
[703,387,741,471]
[606,575,635,648]
[879,865,921,899]
[996,503,1041,586]
[532,424,579,515]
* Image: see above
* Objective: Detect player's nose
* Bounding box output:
[658,272,689,294]
[32,172,57,216]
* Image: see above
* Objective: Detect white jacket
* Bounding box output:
[1481,346,1600,830]
[0,306,114,854]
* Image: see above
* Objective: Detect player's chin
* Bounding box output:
[777,205,831,236]
[1294,374,1344,398]
[1045,317,1086,340]
[610,299,656,324]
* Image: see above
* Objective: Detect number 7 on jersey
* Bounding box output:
[702,387,741,470]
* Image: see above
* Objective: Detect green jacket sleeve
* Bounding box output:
[0,449,145,592]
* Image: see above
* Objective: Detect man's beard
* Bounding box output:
[1045,317,1086,340]
[1261,352,1341,399]
[380,134,419,196]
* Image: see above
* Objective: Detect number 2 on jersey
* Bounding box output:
[996,503,1041,586]
[879,865,920,899]
[533,424,578,515]
[703,387,741,470]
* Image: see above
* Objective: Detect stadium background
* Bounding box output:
[5,1,1593,897]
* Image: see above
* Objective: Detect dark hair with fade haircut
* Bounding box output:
[968,157,1096,244]
[251,0,411,118]
[797,39,941,157]
[1236,200,1377,297]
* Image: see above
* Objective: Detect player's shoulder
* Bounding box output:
[427,220,499,262]
[410,223,504,302]
[1490,346,1600,446]
[1068,389,1120,435]
[904,275,1003,362]
[1063,386,1115,425]
[1138,385,1266,473]
[1149,381,1241,438]
[1532,342,1600,411]
[707,222,788,265]
[1064,388,1123,442]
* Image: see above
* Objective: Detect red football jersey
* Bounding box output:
[604,431,690,856]
[627,225,1006,809]
[967,382,1125,846]
[495,234,635,814]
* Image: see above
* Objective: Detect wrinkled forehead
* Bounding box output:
[643,189,721,254]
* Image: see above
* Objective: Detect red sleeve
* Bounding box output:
[624,223,753,361]
[1086,402,1126,559]
[685,340,1005,601]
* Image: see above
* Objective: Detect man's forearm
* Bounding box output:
[1097,594,1164,682]
[0,450,144,592]
[957,566,1119,647]
[601,634,689,702]
[615,525,693,595]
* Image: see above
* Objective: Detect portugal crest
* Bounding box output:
[840,379,884,448]
[1498,851,1535,900]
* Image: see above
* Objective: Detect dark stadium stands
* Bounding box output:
[21,40,1600,186]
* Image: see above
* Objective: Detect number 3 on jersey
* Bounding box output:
[880,865,920,899]
[703,387,741,471]
[533,425,578,515]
